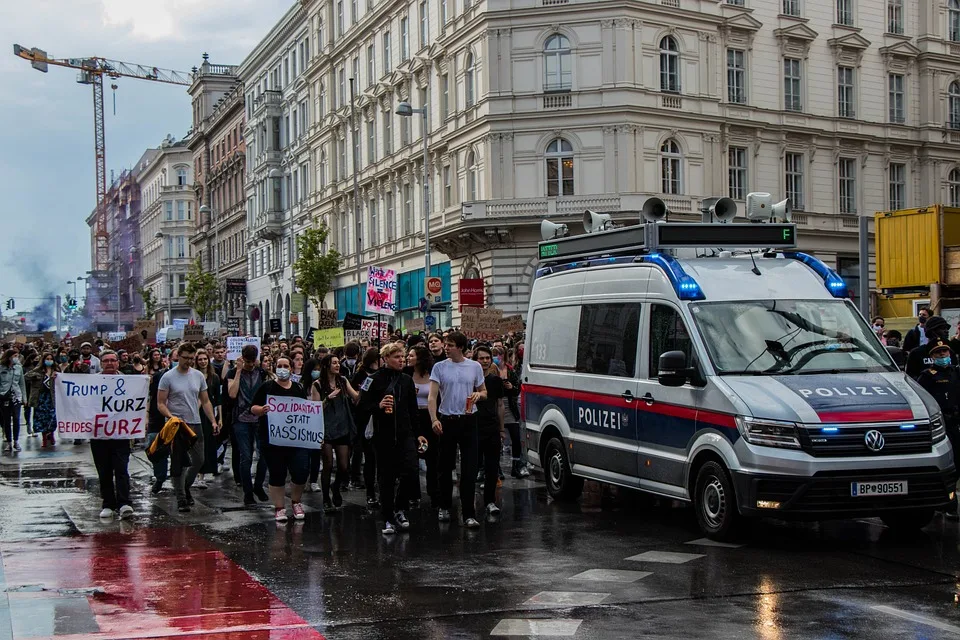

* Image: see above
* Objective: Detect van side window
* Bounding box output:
[529,306,580,369]
[649,304,692,377]
[576,304,640,377]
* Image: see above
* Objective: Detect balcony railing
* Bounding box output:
[253,90,282,117]
[252,211,285,240]
[947,120,960,143]
[162,184,192,193]
[254,150,283,171]
[543,94,572,109]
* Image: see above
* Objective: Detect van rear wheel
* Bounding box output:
[545,436,583,501]
[694,461,741,541]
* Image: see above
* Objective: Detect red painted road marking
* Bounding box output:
[0,527,325,640]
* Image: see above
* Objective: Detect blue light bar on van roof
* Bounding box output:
[782,252,849,298]
[636,253,706,301]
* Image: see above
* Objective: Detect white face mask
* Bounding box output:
[276,367,291,381]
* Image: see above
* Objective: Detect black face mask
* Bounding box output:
[919,316,928,325]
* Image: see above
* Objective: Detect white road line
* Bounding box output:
[490,619,583,636]
[523,591,610,607]
[684,538,744,549]
[625,551,705,564]
[872,606,960,635]
[567,569,652,583]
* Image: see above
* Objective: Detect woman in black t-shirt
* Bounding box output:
[311,354,359,512]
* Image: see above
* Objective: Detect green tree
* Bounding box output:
[136,286,159,320]
[185,256,220,321]
[293,223,341,312]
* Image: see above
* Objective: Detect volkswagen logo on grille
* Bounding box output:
[864,429,885,452]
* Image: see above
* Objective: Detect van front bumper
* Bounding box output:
[731,465,957,519]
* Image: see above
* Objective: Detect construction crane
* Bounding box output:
[13,45,192,271]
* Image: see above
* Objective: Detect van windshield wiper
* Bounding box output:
[717,370,771,376]
[784,368,870,375]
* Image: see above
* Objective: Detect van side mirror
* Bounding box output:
[885,345,906,369]
[658,351,689,387]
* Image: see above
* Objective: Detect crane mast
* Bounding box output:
[12,45,191,271]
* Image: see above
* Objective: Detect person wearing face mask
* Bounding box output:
[0,349,27,453]
[25,352,58,448]
[915,339,960,521]
[903,309,930,353]
[302,358,325,492]
[871,316,886,343]
[907,315,956,379]
[225,344,270,506]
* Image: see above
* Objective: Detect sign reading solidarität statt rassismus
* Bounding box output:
[266,395,325,449]
[55,373,149,439]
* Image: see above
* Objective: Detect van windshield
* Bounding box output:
[689,299,897,376]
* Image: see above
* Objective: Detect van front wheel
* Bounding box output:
[545,436,583,501]
[694,461,741,541]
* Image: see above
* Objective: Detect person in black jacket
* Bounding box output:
[350,347,381,506]
[915,339,960,520]
[358,343,426,534]
[903,308,930,353]
[906,315,956,379]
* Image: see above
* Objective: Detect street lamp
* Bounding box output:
[155,231,172,325]
[396,99,431,286]
[199,203,222,324]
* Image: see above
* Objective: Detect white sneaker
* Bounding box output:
[485,503,501,516]
[12,442,20,452]
[464,517,481,529]
[119,505,135,520]
[99,508,115,519]
[309,482,320,493]
[216,464,224,475]
[275,508,288,522]
[382,521,396,535]
[194,478,208,489]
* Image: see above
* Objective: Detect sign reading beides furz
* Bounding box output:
[266,395,325,449]
[55,373,149,439]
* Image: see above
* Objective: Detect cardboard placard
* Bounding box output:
[498,315,525,334]
[133,320,157,344]
[74,332,97,347]
[406,318,425,333]
[460,307,504,340]
[183,324,206,342]
[318,309,338,329]
[111,333,143,354]
[43,332,57,343]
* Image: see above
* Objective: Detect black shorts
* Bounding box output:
[266,445,310,487]
[326,435,352,446]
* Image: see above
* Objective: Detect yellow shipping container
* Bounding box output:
[875,205,960,290]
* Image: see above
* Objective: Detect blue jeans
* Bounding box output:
[233,422,267,496]
[145,432,168,484]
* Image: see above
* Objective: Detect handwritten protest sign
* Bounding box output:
[499,315,525,334]
[313,327,345,349]
[183,324,205,342]
[226,336,261,361]
[55,373,149,440]
[406,318,425,333]
[318,309,338,329]
[461,307,504,340]
[111,333,143,354]
[134,320,157,344]
[266,395,325,449]
[365,266,398,317]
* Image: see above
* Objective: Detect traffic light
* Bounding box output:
[5,299,13,310]
[67,297,77,310]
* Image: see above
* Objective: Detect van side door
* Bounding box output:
[570,302,643,487]
[636,303,702,495]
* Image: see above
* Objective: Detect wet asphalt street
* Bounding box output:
[2,439,960,639]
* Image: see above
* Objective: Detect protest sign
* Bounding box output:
[111,333,143,354]
[461,307,504,340]
[266,395,325,449]
[12,335,25,344]
[55,373,149,440]
[172,319,188,330]
[406,318,425,333]
[134,320,157,344]
[183,324,205,342]
[313,327,345,349]
[43,332,57,343]
[318,309,338,329]
[74,332,97,347]
[499,315,525,334]
[226,336,261,361]
[107,332,126,342]
[365,266,398,316]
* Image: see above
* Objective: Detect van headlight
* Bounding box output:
[931,413,947,444]
[735,416,802,449]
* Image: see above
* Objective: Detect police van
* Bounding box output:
[522,194,956,540]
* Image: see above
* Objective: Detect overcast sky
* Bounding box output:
[0,0,291,314]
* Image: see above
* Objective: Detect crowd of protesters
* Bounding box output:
[0,327,528,533]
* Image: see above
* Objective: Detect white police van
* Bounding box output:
[522,194,956,540]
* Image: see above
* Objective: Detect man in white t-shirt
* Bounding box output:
[158,342,219,513]
[428,332,487,528]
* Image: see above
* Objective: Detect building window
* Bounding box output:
[785,152,804,210]
[545,138,574,197]
[176,168,188,185]
[837,66,855,118]
[367,44,375,85]
[319,151,327,189]
[176,235,186,258]
[659,36,680,93]
[887,0,903,34]
[352,56,360,92]
[440,0,448,24]
[660,139,682,195]
[385,191,396,240]
[466,152,479,201]
[339,211,350,253]
[337,0,344,36]
[783,0,800,16]
[544,34,572,92]
[728,147,747,201]
[725,0,745,5]
[951,0,960,42]
[338,134,347,179]
[383,109,393,154]
[465,53,476,107]
[400,17,410,61]
[383,32,392,72]
[403,182,413,235]
[420,1,428,48]
[888,74,905,123]
[838,157,857,214]
[165,201,173,221]
[367,117,376,164]
[338,68,346,109]
[443,165,451,207]
[950,169,960,207]
[369,198,379,247]
[889,162,906,210]
[440,73,449,119]
[950,81,960,129]
[784,58,802,111]
[351,0,357,24]
[837,0,853,26]
[727,48,746,104]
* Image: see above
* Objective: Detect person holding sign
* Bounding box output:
[157,343,219,513]
[249,356,310,522]
[91,351,135,520]
[358,344,426,535]
[311,355,359,513]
